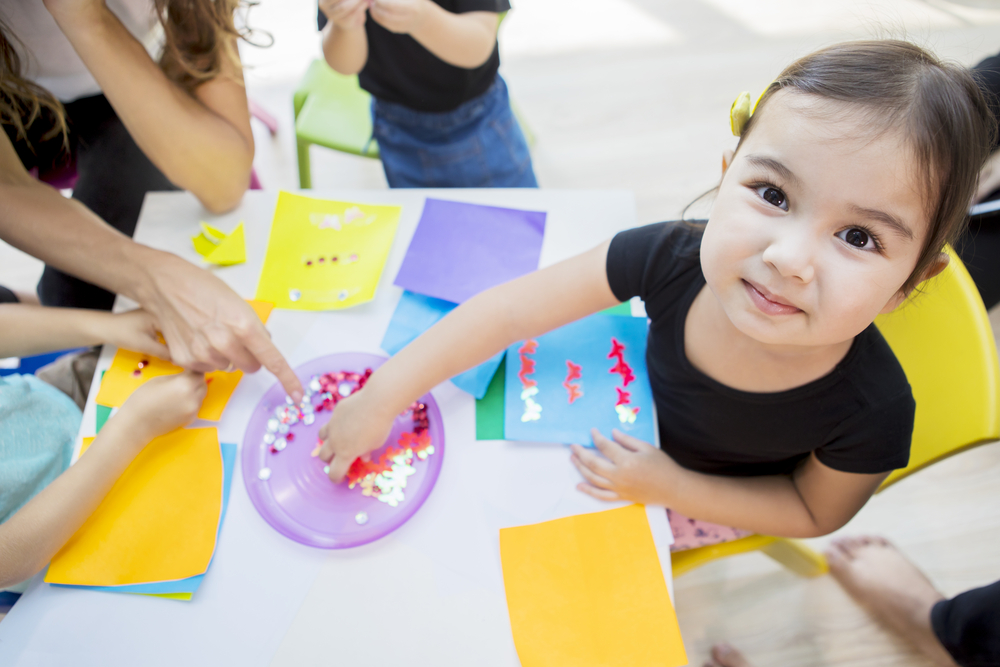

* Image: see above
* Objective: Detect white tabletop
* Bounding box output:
[0,189,673,666]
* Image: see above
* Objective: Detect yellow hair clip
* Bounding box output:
[730,85,773,137]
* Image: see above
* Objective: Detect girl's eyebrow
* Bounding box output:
[743,154,801,187]
[848,204,915,240]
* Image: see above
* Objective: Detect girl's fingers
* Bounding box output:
[611,428,652,452]
[590,428,624,463]
[576,482,620,502]
[570,454,614,490]
[570,443,615,476]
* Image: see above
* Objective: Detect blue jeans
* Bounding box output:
[372,76,537,188]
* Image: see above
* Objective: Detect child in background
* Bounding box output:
[316,41,994,548]
[318,0,537,188]
[0,304,205,591]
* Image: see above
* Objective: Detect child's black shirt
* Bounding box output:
[606,221,914,477]
[359,0,510,112]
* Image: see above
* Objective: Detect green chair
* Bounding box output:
[293,57,536,188]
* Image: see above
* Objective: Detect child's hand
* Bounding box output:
[369,0,428,34]
[570,429,677,505]
[115,371,207,444]
[320,0,370,30]
[97,309,170,360]
[317,390,395,483]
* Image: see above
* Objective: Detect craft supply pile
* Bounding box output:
[68,191,685,666]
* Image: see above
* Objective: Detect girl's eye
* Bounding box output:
[837,228,874,249]
[755,185,788,211]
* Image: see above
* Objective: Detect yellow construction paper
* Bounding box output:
[192,221,246,266]
[95,300,274,420]
[46,428,223,587]
[255,191,402,310]
[499,505,687,667]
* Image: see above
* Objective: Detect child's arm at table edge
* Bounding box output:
[574,430,888,538]
[0,305,167,360]
[319,240,619,481]
[0,372,204,589]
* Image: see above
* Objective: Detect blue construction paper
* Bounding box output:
[503,314,655,446]
[52,442,236,596]
[381,290,504,399]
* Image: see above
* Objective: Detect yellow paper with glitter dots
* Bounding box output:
[95,300,274,421]
[254,191,402,310]
[45,428,222,586]
[499,504,687,667]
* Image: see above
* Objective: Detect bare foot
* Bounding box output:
[703,643,753,667]
[825,536,958,667]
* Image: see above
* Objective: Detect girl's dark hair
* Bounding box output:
[738,40,996,293]
[0,18,68,153]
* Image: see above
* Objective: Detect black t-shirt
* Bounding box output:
[606,221,914,477]
[320,1,510,112]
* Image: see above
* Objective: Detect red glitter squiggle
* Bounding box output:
[518,340,538,388]
[607,338,635,387]
[615,387,631,407]
[563,360,583,404]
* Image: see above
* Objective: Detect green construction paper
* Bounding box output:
[95,404,112,434]
[601,302,632,316]
[476,355,506,440]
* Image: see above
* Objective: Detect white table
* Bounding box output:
[0,190,674,666]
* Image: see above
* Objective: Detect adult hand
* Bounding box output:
[115,370,207,445]
[570,429,677,505]
[138,252,303,401]
[320,0,370,30]
[369,0,429,34]
[317,389,396,483]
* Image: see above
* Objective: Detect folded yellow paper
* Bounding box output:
[192,221,246,266]
[46,428,223,587]
[499,504,687,667]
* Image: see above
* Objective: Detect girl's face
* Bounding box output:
[701,91,931,349]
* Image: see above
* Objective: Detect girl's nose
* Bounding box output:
[761,230,816,283]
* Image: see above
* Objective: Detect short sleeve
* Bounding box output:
[605,221,704,319]
[815,390,914,474]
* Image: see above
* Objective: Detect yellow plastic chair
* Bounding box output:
[672,247,1000,578]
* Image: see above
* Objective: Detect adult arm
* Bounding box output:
[0,132,303,399]
[319,240,619,480]
[369,0,499,69]
[42,0,254,213]
[572,432,888,538]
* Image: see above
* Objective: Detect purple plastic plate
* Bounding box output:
[242,352,444,548]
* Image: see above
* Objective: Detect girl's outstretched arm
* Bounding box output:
[0,372,205,589]
[572,430,887,538]
[319,240,619,481]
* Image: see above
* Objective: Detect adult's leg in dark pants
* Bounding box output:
[932,581,1000,667]
[37,95,178,310]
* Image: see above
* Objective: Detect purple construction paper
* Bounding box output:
[393,198,547,304]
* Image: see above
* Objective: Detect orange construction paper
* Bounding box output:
[94,300,274,421]
[46,428,223,587]
[499,505,687,667]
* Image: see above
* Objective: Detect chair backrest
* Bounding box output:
[874,246,1000,489]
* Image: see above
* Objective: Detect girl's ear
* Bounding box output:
[880,252,950,314]
[721,149,735,176]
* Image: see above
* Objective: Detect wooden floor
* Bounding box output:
[2,1,1000,664]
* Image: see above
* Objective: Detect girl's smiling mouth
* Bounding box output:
[743,279,803,316]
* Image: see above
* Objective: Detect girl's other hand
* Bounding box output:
[99,309,171,360]
[369,0,428,34]
[115,371,206,445]
[317,390,395,483]
[320,0,370,30]
[570,429,677,506]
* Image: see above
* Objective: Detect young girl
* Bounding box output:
[0,304,205,592]
[315,40,994,545]
[318,0,537,189]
